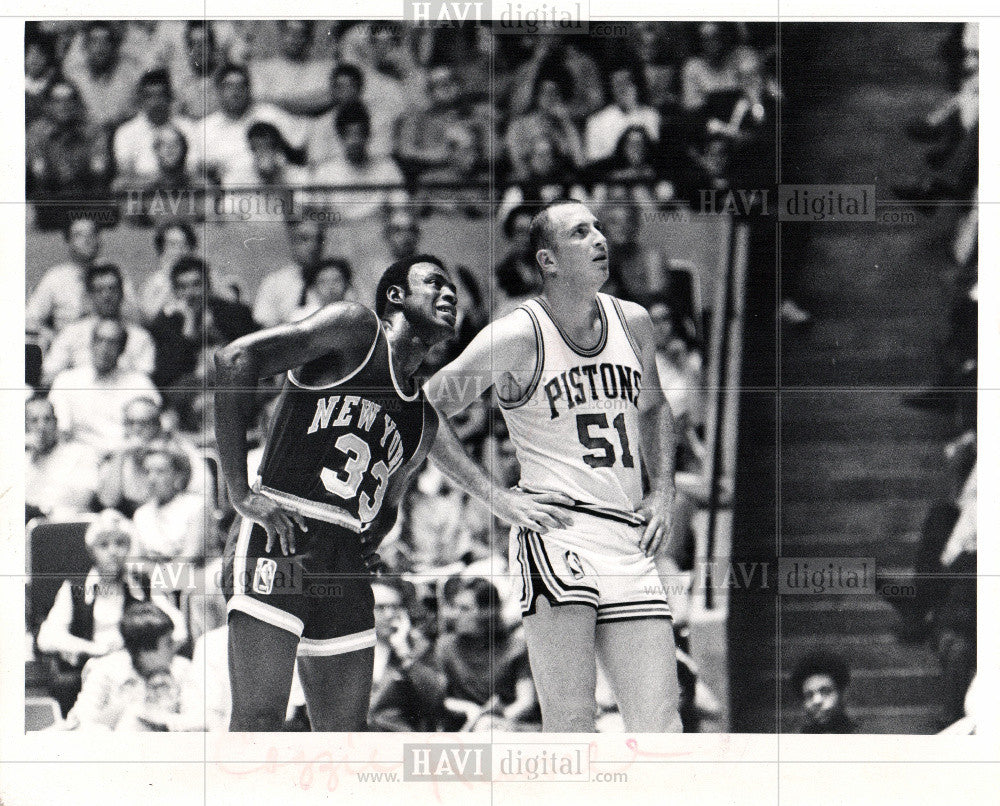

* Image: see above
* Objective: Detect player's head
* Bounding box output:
[375,254,457,342]
[85,509,134,577]
[792,651,850,729]
[91,318,127,374]
[529,200,608,290]
[120,602,175,677]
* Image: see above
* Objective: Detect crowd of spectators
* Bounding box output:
[23,19,755,732]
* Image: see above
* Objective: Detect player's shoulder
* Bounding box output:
[604,294,652,328]
[302,300,379,338]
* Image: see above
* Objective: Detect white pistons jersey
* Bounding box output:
[499,293,646,520]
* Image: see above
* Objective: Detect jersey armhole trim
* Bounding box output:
[286,308,381,390]
[610,296,644,366]
[498,305,545,410]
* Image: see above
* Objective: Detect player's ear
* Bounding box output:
[536,248,555,274]
[386,283,407,307]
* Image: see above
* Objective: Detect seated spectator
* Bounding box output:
[25,80,113,232]
[61,21,142,131]
[702,48,779,142]
[368,578,448,732]
[395,64,490,185]
[25,396,99,520]
[200,64,308,188]
[601,201,699,333]
[633,22,686,113]
[112,69,199,184]
[288,257,354,322]
[62,602,201,731]
[505,68,585,182]
[219,122,310,222]
[43,264,155,385]
[139,221,198,323]
[253,217,326,328]
[249,20,333,118]
[584,64,660,163]
[494,204,542,313]
[307,63,371,164]
[25,27,58,127]
[169,20,223,120]
[26,216,138,346]
[587,125,672,204]
[147,256,258,389]
[131,446,207,564]
[681,22,752,111]
[117,125,204,228]
[499,133,581,213]
[506,35,604,126]
[790,651,858,733]
[36,512,186,716]
[435,577,538,730]
[309,101,406,221]
[48,319,161,449]
[416,123,489,215]
[96,396,207,518]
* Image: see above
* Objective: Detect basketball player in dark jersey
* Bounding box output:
[214,254,572,731]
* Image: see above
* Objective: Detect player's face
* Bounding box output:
[801,673,842,726]
[401,263,458,340]
[545,204,608,288]
[89,531,131,577]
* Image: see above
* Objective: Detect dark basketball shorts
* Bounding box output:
[222,515,375,656]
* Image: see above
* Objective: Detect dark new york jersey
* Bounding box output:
[256,315,427,532]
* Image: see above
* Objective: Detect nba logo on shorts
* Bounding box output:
[564,550,587,580]
[253,558,278,594]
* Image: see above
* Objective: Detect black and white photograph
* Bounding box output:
[2,1,996,803]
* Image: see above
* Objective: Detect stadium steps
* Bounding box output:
[733,23,959,734]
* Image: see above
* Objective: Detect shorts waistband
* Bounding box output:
[516,486,646,527]
[256,483,369,533]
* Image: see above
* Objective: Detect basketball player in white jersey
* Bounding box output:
[425,199,682,732]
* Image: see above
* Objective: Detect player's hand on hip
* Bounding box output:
[494,488,575,534]
[236,492,308,556]
[638,488,675,557]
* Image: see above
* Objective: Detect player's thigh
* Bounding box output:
[297,648,375,732]
[522,598,598,708]
[228,610,300,729]
[595,617,681,732]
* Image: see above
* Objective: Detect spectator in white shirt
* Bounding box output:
[248,20,333,118]
[200,63,307,188]
[309,100,405,221]
[25,396,99,519]
[62,601,201,731]
[131,446,207,564]
[112,68,199,182]
[584,64,660,163]
[48,319,161,450]
[252,216,326,328]
[27,216,138,347]
[43,263,155,385]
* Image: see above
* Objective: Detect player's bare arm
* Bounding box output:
[212,302,378,556]
[621,298,678,556]
[425,310,575,532]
